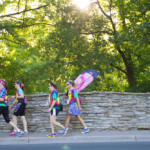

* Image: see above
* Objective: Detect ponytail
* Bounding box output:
[15,81,24,91]
[50,81,58,90]
[21,83,24,91]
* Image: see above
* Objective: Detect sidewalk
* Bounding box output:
[0,131,150,145]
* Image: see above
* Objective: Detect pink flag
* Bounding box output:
[75,70,100,93]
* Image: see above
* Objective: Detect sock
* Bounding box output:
[17,129,21,132]
[24,130,28,132]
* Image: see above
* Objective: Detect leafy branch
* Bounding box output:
[0,5,48,18]
[110,63,128,75]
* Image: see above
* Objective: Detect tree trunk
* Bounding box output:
[127,72,136,87]
[117,47,136,87]
[96,0,137,88]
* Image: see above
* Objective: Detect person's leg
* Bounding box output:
[9,121,20,131]
[3,108,23,137]
[76,115,89,133]
[65,113,71,127]
[9,121,24,137]
[13,105,21,128]
[12,115,18,132]
[75,115,86,128]
[20,116,28,132]
[51,115,65,129]
[47,109,57,137]
[2,109,19,131]
[4,108,18,135]
[12,115,18,130]
[10,111,20,135]
[62,113,71,135]
[50,115,55,134]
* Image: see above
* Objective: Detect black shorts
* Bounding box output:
[13,103,26,117]
[0,106,10,123]
[50,109,60,116]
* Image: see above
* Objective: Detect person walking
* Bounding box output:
[9,81,28,135]
[61,80,89,135]
[0,79,23,137]
[47,81,65,137]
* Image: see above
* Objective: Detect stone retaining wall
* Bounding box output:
[0,92,150,133]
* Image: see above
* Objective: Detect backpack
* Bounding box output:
[24,96,28,105]
[59,103,63,111]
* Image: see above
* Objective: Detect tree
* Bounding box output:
[0,0,149,94]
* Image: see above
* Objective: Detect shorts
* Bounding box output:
[13,103,26,117]
[0,106,11,123]
[68,103,82,115]
[50,109,60,116]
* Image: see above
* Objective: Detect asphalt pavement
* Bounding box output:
[0,142,150,150]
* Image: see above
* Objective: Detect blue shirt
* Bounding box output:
[17,88,23,95]
[0,88,6,98]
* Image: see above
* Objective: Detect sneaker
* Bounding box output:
[81,128,89,134]
[47,133,56,137]
[63,127,68,136]
[16,130,24,137]
[17,131,24,135]
[24,131,29,135]
[58,129,65,134]
[9,131,17,136]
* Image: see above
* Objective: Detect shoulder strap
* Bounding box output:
[71,89,74,98]
[16,90,18,96]
[4,90,7,100]
[56,90,60,104]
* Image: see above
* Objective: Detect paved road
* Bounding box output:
[0,142,150,150]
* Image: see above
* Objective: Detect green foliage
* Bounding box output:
[0,0,149,94]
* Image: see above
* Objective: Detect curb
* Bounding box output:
[1,135,150,145]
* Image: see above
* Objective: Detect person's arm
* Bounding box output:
[9,100,16,110]
[0,98,4,102]
[73,89,82,111]
[48,100,56,113]
[76,97,82,111]
[48,90,57,112]
[63,95,68,98]
[63,91,68,98]
[16,93,24,99]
